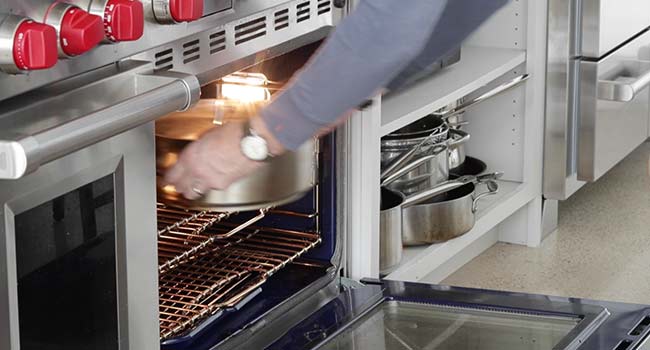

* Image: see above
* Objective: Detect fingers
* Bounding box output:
[164,162,186,185]
[162,124,263,200]
[182,180,207,200]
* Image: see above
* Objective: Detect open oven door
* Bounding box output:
[267,280,650,350]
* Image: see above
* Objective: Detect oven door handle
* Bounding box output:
[597,59,650,102]
[0,71,201,179]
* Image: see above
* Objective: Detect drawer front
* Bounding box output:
[578,31,650,181]
[581,0,650,58]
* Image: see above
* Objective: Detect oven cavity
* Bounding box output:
[157,203,322,341]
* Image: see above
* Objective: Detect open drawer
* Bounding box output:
[578,31,650,182]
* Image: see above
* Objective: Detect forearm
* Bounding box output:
[387,0,510,91]
[261,0,448,150]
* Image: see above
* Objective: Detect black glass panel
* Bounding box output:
[15,174,118,350]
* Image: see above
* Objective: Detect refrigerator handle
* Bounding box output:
[598,60,650,102]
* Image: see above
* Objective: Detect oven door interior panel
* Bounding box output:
[577,31,650,182]
[580,0,650,58]
[268,281,638,350]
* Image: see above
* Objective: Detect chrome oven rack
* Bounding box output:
[156,204,322,340]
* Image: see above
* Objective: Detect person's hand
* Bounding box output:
[164,116,285,199]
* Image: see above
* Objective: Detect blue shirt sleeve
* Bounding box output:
[387,0,509,91]
[261,0,508,151]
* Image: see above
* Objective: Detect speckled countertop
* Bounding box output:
[441,142,650,304]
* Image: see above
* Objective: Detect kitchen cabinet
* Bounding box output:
[345,0,549,282]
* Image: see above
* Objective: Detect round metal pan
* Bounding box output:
[156,105,316,212]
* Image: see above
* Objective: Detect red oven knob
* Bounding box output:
[103,0,144,42]
[32,2,104,58]
[59,7,104,56]
[153,0,204,24]
[14,21,59,70]
[170,0,203,22]
[0,15,58,73]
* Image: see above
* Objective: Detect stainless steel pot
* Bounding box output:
[381,119,469,195]
[447,128,469,170]
[382,145,448,196]
[449,156,487,177]
[156,108,316,211]
[379,156,465,275]
[401,180,499,246]
[379,170,499,274]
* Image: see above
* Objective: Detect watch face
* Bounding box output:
[241,136,269,161]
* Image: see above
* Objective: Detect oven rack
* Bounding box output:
[157,205,322,340]
[157,204,270,274]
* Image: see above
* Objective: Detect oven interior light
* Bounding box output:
[162,184,177,193]
[221,72,268,86]
[219,72,271,103]
[220,84,269,102]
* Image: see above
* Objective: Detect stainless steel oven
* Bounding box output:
[3,1,650,349]
[0,1,341,349]
[544,0,650,201]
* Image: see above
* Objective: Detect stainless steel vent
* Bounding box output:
[274,8,290,30]
[297,1,310,23]
[317,0,331,15]
[209,30,227,54]
[182,39,201,64]
[154,48,174,72]
[234,16,267,45]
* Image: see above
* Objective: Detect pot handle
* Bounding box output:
[446,120,470,128]
[401,177,471,208]
[447,129,470,149]
[382,154,435,186]
[472,181,499,213]
[381,148,447,186]
[436,74,530,119]
[380,143,446,183]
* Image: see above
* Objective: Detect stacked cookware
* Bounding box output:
[379,75,529,275]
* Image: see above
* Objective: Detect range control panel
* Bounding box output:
[0,0,341,103]
[0,0,220,74]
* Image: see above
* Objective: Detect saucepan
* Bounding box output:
[381,117,469,196]
[401,177,500,246]
[449,156,487,177]
[386,75,529,172]
[379,164,500,273]
[156,103,316,211]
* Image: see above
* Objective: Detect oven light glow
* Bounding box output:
[220,84,270,102]
[219,72,271,103]
[221,72,268,86]
[162,184,177,193]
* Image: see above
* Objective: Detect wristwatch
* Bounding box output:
[240,121,272,161]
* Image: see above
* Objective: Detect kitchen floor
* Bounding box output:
[442,141,650,304]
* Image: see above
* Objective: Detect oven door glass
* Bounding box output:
[14,174,118,350]
[319,301,580,350]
